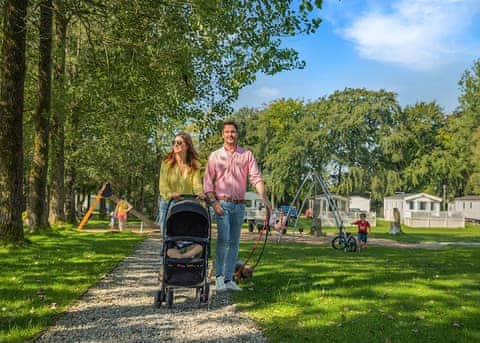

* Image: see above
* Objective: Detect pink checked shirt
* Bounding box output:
[203,146,263,200]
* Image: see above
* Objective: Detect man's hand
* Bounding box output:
[262,197,272,222]
[171,192,181,200]
[254,181,272,222]
[212,201,224,216]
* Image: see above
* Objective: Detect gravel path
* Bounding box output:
[35,235,266,343]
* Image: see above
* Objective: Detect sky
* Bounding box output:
[233,0,480,113]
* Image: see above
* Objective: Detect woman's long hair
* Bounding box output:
[163,132,200,172]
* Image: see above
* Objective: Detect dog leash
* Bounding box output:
[235,219,270,279]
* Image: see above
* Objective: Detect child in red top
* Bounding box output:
[352,213,371,250]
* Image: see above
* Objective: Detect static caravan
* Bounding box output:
[450,196,480,222]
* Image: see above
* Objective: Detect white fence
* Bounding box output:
[403,211,464,228]
[317,212,377,227]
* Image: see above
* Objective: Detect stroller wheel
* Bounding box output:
[153,290,163,308]
[166,289,174,308]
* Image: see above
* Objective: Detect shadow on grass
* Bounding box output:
[0,230,146,342]
[233,242,480,342]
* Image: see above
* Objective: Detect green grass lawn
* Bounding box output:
[369,220,480,243]
[291,217,480,244]
[233,241,480,342]
[0,229,146,342]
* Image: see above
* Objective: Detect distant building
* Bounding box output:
[384,193,464,228]
[348,195,370,212]
[384,193,441,221]
[449,196,480,222]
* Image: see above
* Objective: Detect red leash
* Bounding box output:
[235,219,270,279]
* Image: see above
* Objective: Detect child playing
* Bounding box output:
[114,196,133,231]
[351,213,371,250]
[109,211,116,230]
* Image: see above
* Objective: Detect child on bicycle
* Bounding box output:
[351,213,371,250]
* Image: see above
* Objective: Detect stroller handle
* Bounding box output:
[170,194,205,201]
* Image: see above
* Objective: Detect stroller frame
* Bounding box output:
[154,196,212,308]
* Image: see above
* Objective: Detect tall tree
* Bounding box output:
[29,0,53,230]
[0,0,28,244]
[48,1,69,223]
[458,59,480,194]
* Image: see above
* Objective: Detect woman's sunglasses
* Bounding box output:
[172,140,185,146]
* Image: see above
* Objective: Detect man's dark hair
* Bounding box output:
[223,120,238,131]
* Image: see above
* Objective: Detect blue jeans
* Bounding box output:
[158,199,176,234]
[215,201,245,281]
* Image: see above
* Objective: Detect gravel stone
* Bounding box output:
[35,235,266,343]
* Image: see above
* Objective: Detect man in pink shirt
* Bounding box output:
[204,121,272,291]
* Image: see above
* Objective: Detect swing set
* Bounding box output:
[283,170,357,252]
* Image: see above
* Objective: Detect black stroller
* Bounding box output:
[154,195,211,308]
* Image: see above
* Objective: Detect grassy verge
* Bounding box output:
[234,241,480,342]
[289,217,480,243]
[0,229,146,342]
[369,220,480,243]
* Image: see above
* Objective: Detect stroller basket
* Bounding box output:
[165,258,205,286]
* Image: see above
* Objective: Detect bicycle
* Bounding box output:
[331,224,357,252]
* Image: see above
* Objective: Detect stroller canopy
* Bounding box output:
[166,200,209,238]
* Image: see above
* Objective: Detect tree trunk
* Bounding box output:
[0,0,28,243]
[49,8,68,223]
[29,0,53,231]
[337,163,342,186]
[140,177,144,212]
[312,183,322,235]
[99,197,106,219]
[64,166,76,224]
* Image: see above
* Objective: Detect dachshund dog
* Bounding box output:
[233,261,255,283]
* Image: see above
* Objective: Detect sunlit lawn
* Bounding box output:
[370,220,480,243]
[0,229,146,342]
[234,241,480,342]
[80,214,143,231]
[291,217,480,243]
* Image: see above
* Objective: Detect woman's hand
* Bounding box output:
[171,192,181,200]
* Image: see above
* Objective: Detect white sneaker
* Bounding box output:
[225,280,242,291]
[216,276,226,292]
